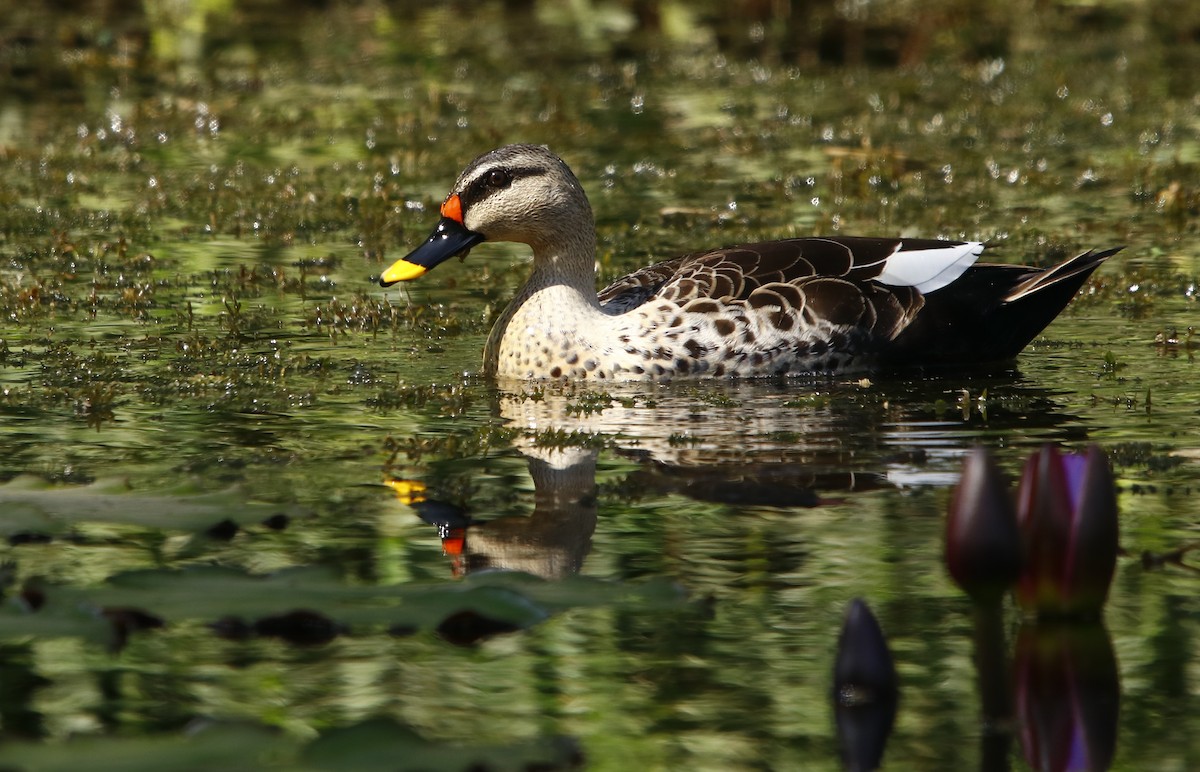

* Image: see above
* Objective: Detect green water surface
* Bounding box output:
[1,1,1199,769]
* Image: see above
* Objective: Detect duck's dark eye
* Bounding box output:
[487,169,512,188]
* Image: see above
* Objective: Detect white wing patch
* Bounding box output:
[874,241,984,293]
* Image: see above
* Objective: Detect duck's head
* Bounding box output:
[378,144,592,286]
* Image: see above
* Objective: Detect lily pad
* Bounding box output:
[303,716,583,771]
[0,565,688,647]
[0,721,290,772]
[0,717,582,772]
[0,477,309,540]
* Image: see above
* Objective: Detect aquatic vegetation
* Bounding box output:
[0,564,687,649]
[0,476,309,542]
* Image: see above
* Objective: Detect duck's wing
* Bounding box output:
[598,236,984,339]
[599,237,983,302]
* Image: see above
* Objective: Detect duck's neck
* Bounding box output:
[483,235,605,377]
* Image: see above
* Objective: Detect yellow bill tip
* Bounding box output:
[384,478,427,505]
[380,259,428,284]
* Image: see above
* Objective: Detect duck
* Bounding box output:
[378,143,1120,381]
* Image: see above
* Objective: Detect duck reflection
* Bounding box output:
[391,375,1089,578]
[388,447,600,579]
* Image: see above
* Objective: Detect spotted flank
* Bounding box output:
[379,144,1120,381]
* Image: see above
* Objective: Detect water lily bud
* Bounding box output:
[945,447,1022,604]
[1016,445,1119,617]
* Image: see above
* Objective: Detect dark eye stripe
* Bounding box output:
[459,165,544,211]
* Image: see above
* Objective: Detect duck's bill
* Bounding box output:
[379,217,485,286]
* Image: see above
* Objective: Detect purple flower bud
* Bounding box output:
[1016,445,1119,617]
[945,447,1023,604]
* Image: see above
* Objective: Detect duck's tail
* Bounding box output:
[882,247,1122,369]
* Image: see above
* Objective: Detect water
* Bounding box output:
[1,2,1199,769]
